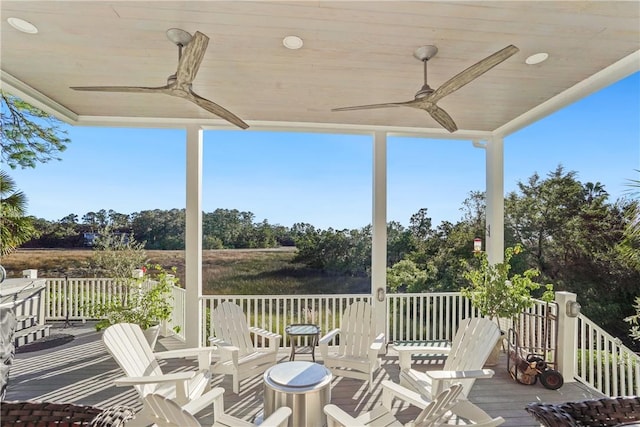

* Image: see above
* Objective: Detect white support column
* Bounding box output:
[555,291,578,382]
[371,131,387,344]
[184,125,203,347]
[485,136,505,264]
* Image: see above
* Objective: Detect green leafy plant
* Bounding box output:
[461,244,554,324]
[86,228,175,331]
[89,264,176,331]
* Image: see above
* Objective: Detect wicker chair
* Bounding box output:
[0,401,135,426]
[526,396,640,427]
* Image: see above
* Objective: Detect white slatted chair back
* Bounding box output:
[338,300,375,358]
[211,302,255,357]
[209,302,281,394]
[323,382,466,427]
[103,323,163,397]
[144,389,292,427]
[413,382,464,427]
[442,317,501,396]
[144,393,200,427]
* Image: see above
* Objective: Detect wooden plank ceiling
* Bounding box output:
[1,1,639,135]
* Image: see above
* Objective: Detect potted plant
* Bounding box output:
[88,264,176,349]
[461,244,554,364]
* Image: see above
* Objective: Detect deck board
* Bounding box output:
[4,322,603,426]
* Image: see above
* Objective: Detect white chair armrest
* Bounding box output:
[368,333,386,366]
[260,407,293,427]
[394,344,451,371]
[324,404,366,427]
[450,399,505,427]
[249,327,282,351]
[249,326,282,341]
[392,344,452,354]
[318,329,340,359]
[154,346,216,370]
[380,380,431,410]
[426,368,495,381]
[318,328,340,345]
[113,371,195,386]
[182,387,225,415]
[425,369,495,396]
[153,346,216,359]
[370,333,385,351]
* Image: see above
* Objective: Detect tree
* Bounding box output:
[0,171,37,255]
[91,226,148,279]
[619,173,640,268]
[386,259,432,293]
[505,166,640,342]
[0,93,70,253]
[1,91,69,169]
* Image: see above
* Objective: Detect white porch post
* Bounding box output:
[485,136,505,264]
[555,291,578,382]
[185,125,203,347]
[371,131,387,342]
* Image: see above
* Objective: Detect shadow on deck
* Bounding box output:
[4,322,602,426]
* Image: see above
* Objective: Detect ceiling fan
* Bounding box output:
[71,28,248,129]
[332,44,519,132]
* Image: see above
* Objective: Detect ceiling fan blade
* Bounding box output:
[332,100,415,111]
[429,45,519,103]
[188,90,249,129]
[427,105,458,133]
[175,31,209,85]
[71,85,171,93]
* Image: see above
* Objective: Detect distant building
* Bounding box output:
[83,231,131,247]
[83,232,99,247]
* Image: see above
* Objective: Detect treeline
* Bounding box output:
[21,166,639,343]
[292,166,640,345]
[25,208,295,250]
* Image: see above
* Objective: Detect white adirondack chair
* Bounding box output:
[395,317,504,425]
[143,387,292,427]
[318,300,385,391]
[324,381,462,427]
[209,302,281,394]
[102,323,215,425]
[324,381,503,427]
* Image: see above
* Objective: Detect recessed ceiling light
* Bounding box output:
[525,52,549,65]
[7,17,38,34]
[283,35,303,50]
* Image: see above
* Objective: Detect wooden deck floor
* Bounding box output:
[4,322,603,426]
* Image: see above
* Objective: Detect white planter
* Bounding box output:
[142,324,161,350]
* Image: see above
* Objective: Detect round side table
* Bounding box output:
[285,324,321,361]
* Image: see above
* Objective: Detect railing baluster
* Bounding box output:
[38,279,639,397]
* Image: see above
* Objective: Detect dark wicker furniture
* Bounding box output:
[0,401,135,426]
[526,396,640,427]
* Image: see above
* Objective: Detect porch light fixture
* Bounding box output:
[566,300,581,318]
[525,52,549,65]
[473,238,482,253]
[7,17,38,34]
[283,35,303,50]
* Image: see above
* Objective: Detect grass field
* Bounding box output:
[1,248,370,295]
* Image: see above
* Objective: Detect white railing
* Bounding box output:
[200,294,371,347]
[40,278,639,397]
[387,292,479,342]
[169,286,186,340]
[44,278,186,340]
[45,277,123,320]
[576,314,640,396]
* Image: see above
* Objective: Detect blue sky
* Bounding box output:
[7,72,639,230]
